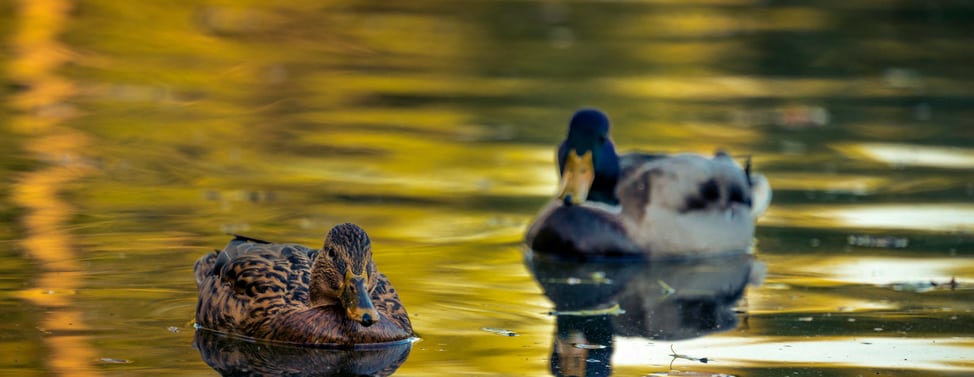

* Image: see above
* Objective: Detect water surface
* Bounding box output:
[1,1,972,376]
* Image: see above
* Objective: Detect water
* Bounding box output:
[1,0,973,376]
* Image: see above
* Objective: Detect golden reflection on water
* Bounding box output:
[8,0,101,376]
[608,75,974,101]
[615,336,974,372]
[834,142,974,169]
[765,204,974,232]
[1,1,973,376]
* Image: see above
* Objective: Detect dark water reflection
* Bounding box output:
[193,330,412,377]
[526,252,761,376]
[2,0,974,376]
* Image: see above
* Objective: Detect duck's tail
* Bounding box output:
[193,251,219,287]
[194,235,272,287]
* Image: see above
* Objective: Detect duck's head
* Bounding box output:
[616,151,772,254]
[557,109,621,205]
[310,223,380,327]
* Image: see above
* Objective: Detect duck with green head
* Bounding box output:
[194,223,413,346]
[526,109,772,260]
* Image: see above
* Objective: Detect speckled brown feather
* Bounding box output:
[194,225,413,346]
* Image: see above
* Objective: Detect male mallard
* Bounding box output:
[194,223,413,346]
[525,109,772,260]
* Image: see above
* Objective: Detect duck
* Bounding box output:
[525,109,772,260]
[193,223,413,346]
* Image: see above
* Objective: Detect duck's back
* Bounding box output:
[194,236,318,337]
[193,236,413,345]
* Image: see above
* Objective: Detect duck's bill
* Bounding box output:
[558,149,595,205]
[342,271,380,327]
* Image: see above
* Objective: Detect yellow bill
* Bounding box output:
[558,149,595,205]
[341,270,379,327]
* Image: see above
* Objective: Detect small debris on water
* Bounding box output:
[99,358,132,364]
[668,344,711,369]
[549,303,625,316]
[545,272,613,285]
[167,326,180,334]
[848,234,908,249]
[890,281,936,292]
[480,327,518,337]
[573,343,607,350]
[590,271,610,284]
[658,279,676,296]
[887,277,958,293]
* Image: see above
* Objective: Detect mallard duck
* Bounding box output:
[194,223,413,346]
[525,109,772,260]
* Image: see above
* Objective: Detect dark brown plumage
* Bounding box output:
[194,223,413,346]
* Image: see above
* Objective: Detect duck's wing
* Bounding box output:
[371,272,412,334]
[219,237,318,304]
[619,152,667,180]
[194,236,318,334]
[526,202,644,260]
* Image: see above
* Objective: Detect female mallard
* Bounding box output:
[194,223,413,346]
[525,109,772,260]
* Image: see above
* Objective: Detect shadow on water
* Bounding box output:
[525,251,763,377]
[193,329,412,377]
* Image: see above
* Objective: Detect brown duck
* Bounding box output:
[194,223,413,346]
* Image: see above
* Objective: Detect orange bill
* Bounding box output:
[341,270,379,327]
[558,149,595,205]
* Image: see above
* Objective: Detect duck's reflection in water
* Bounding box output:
[193,329,412,377]
[526,251,764,377]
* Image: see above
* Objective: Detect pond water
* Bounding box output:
[2,0,973,376]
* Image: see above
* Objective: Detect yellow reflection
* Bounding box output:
[767,173,886,194]
[630,41,753,65]
[606,75,974,100]
[621,12,744,38]
[8,0,100,375]
[803,257,968,286]
[752,254,971,303]
[833,142,974,169]
[618,7,830,39]
[615,336,974,371]
[764,204,974,232]
[255,136,557,198]
[758,7,832,32]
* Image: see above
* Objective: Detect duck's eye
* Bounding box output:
[598,135,607,144]
[326,246,338,259]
